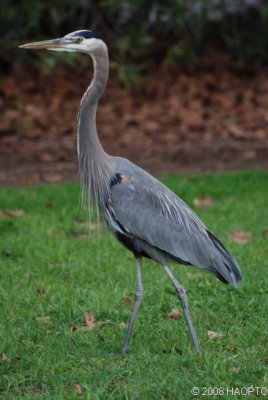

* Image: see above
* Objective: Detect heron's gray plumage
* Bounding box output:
[106,157,241,286]
[20,30,242,353]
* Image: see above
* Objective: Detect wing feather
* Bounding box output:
[109,172,214,269]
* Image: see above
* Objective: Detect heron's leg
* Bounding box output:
[119,256,144,353]
[163,266,199,352]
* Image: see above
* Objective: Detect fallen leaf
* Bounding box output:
[1,353,8,361]
[207,330,223,340]
[71,322,81,331]
[74,216,88,227]
[71,312,110,331]
[168,308,182,320]
[84,311,95,327]
[35,316,50,323]
[192,196,214,208]
[229,366,240,374]
[0,209,25,217]
[119,322,127,329]
[31,387,46,395]
[230,229,252,244]
[74,384,83,395]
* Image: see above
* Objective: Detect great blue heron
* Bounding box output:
[20,30,242,353]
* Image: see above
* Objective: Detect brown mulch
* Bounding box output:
[1,53,268,186]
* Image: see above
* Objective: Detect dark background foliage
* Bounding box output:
[1,0,268,79]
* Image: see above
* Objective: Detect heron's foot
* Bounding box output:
[112,348,128,356]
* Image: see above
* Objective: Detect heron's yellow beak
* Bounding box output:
[19,38,68,50]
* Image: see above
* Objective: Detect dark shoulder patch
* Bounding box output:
[111,173,122,187]
[74,30,99,39]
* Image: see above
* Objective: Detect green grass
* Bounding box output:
[0,170,267,399]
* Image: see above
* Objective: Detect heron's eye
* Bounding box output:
[76,37,83,43]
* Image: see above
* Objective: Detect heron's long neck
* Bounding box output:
[77,43,113,211]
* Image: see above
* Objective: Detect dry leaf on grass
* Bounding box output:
[1,353,8,361]
[35,316,50,323]
[168,308,182,320]
[207,330,223,340]
[229,366,240,374]
[192,196,214,208]
[0,209,25,217]
[230,229,252,244]
[71,311,110,331]
[84,311,95,326]
[119,322,127,329]
[30,387,46,395]
[74,384,83,395]
[84,311,111,329]
[71,322,81,331]
[74,216,88,227]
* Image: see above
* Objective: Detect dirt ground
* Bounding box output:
[1,54,268,186]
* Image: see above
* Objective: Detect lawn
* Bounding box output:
[0,170,267,399]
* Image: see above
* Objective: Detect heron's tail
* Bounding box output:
[207,230,242,287]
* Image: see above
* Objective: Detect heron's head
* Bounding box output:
[19,30,103,54]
